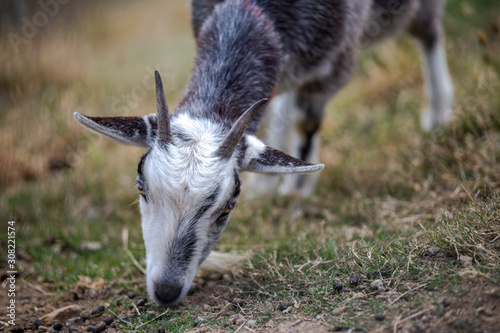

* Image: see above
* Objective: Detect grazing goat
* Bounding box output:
[74,0,453,306]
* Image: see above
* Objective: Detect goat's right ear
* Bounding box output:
[73,112,157,148]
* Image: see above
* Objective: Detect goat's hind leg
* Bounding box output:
[409,0,454,131]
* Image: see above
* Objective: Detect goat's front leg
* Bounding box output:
[245,87,327,198]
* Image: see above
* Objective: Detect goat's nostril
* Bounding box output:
[154,280,182,305]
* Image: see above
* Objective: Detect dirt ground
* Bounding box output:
[2,261,499,333]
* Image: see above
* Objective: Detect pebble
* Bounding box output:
[370,279,384,290]
[66,317,83,326]
[157,328,166,333]
[95,321,107,333]
[38,326,49,333]
[86,326,97,333]
[442,298,452,307]
[333,283,343,293]
[278,301,288,312]
[459,255,473,267]
[135,298,146,307]
[349,274,359,287]
[127,291,136,299]
[193,317,204,327]
[374,313,386,321]
[90,305,105,316]
[427,248,439,256]
[246,319,257,327]
[207,281,218,288]
[10,327,24,333]
[230,315,245,326]
[80,310,91,320]
[232,297,244,306]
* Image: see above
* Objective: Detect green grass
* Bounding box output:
[1,0,500,332]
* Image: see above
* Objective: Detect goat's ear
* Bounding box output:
[241,137,324,174]
[73,112,157,148]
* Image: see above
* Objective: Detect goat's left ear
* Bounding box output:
[73,112,157,148]
[241,137,324,174]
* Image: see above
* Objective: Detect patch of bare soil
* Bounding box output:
[2,265,499,333]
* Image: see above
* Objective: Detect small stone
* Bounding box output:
[34,319,44,329]
[80,309,91,320]
[90,305,105,316]
[349,274,359,287]
[102,317,114,326]
[95,321,107,333]
[66,317,83,326]
[373,313,386,321]
[370,279,384,290]
[135,298,146,307]
[427,248,439,256]
[232,297,244,306]
[38,326,49,333]
[10,327,24,333]
[231,315,245,326]
[126,291,136,299]
[247,319,257,327]
[278,301,288,311]
[333,283,343,293]
[193,317,204,327]
[86,326,97,333]
[459,255,473,267]
[442,299,452,307]
[157,328,166,333]
[207,281,218,288]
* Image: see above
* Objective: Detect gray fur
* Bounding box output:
[74,0,453,306]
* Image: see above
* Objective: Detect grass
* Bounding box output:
[0,0,499,332]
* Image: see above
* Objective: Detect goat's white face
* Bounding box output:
[74,71,323,306]
[137,115,242,305]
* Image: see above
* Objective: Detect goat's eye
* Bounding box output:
[221,204,235,216]
[137,184,147,199]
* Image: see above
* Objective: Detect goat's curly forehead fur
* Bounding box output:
[143,114,236,204]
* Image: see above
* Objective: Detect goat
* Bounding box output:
[74,0,453,306]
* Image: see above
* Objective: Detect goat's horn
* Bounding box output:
[216,99,268,159]
[155,70,173,145]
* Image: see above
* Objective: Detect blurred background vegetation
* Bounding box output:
[0,0,499,307]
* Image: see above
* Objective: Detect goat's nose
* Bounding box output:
[154,279,182,305]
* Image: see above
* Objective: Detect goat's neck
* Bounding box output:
[178,0,281,135]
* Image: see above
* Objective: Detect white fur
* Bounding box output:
[419,41,454,131]
[140,114,239,304]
